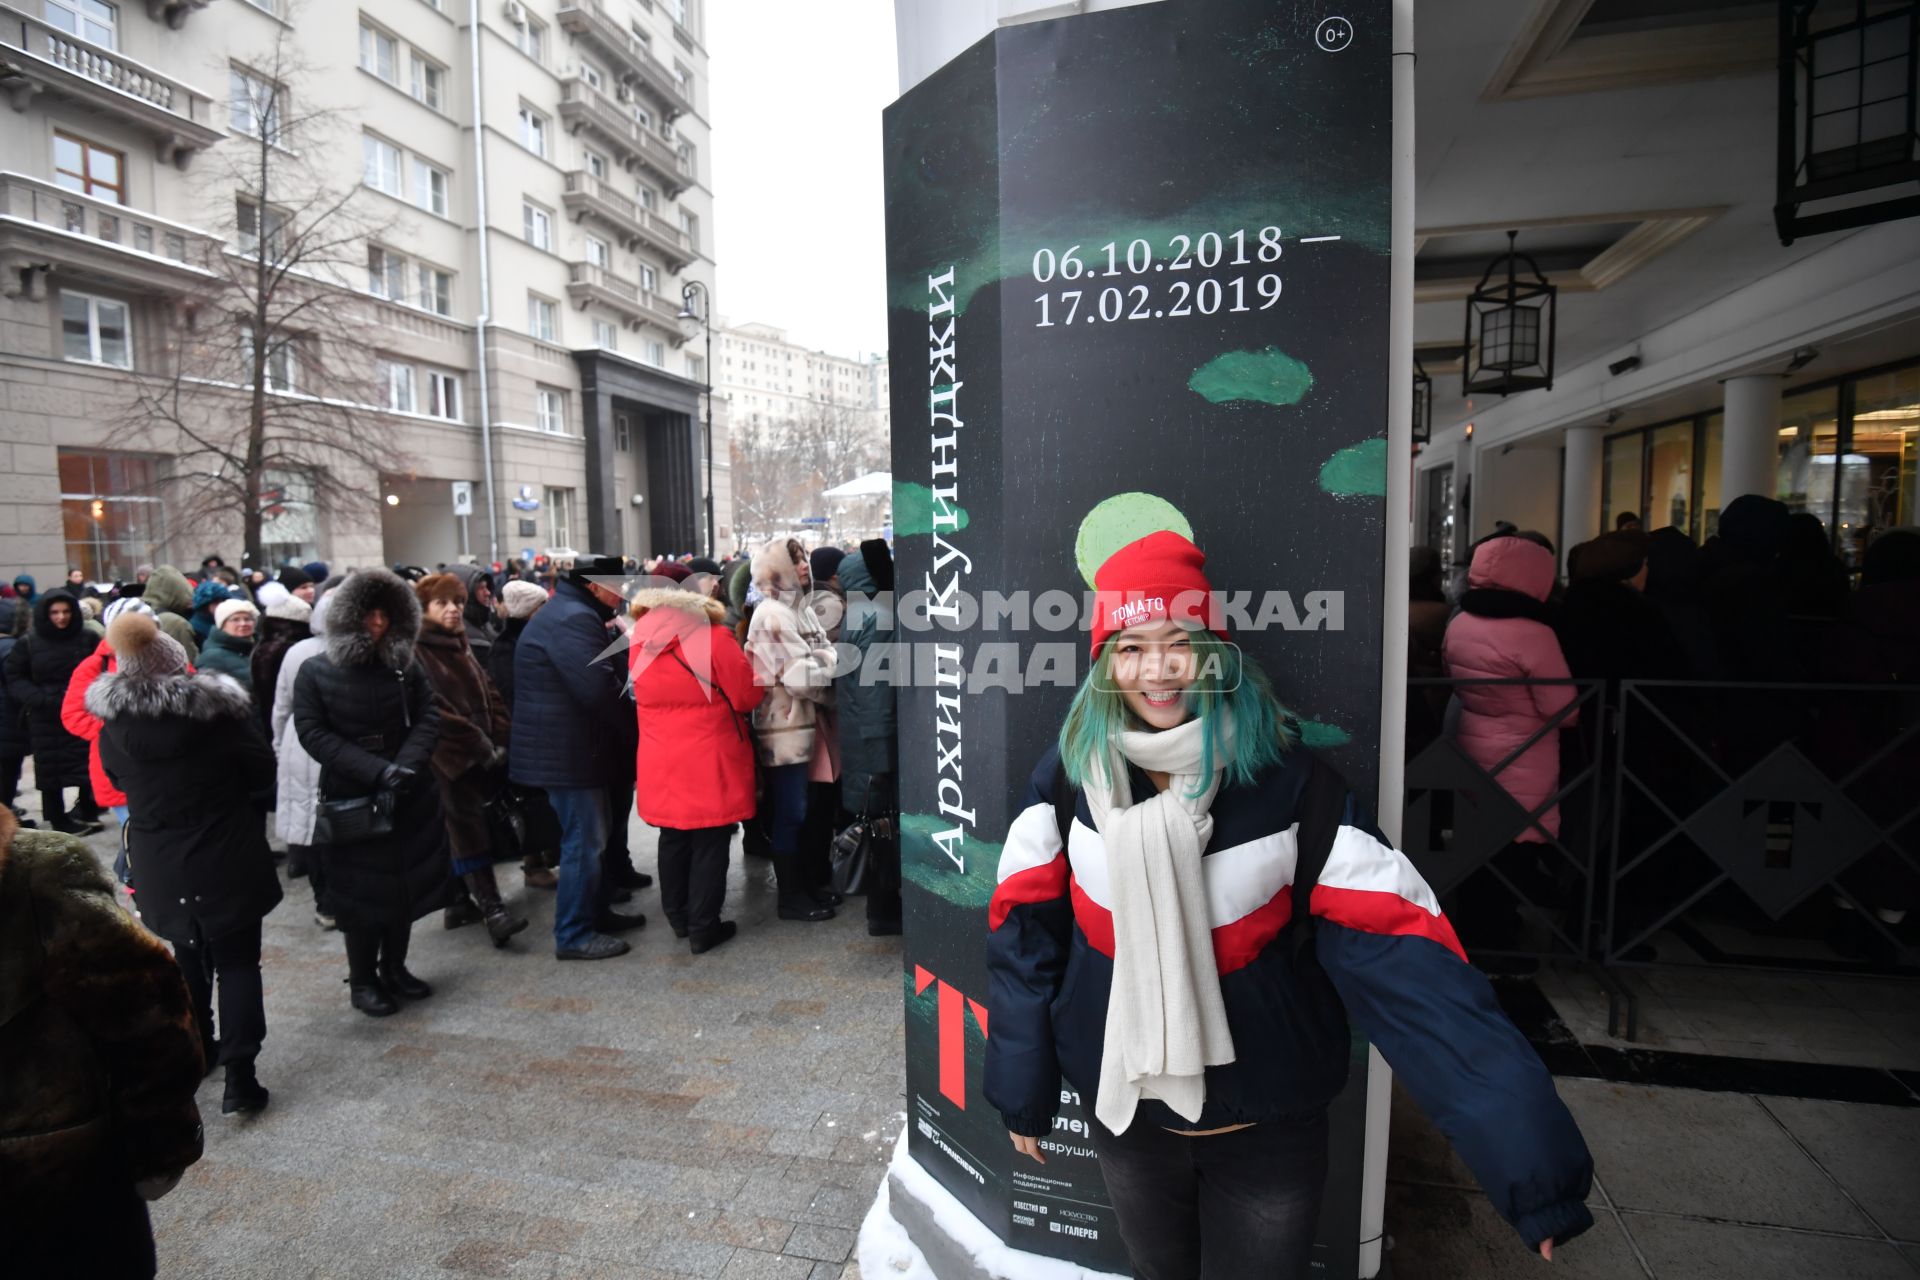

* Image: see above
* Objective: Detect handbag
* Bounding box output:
[483,784,528,862]
[830,780,893,897]
[311,790,396,844]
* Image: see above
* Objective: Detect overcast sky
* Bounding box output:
[708,2,898,359]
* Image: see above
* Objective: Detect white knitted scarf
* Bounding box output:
[1083,714,1237,1134]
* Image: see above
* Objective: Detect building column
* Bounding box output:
[1721,374,1784,504]
[1561,425,1603,567]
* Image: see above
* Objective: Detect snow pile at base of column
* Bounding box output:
[857,1129,1126,1280]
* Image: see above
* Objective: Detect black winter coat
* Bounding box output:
[89,672,282,941]
[508,579,632,789]
[0,635,27,758]
[487,616,528,715]
[2,591,98,787]
[292,571,453,930]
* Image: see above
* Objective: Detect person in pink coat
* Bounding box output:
[1442,535,1578,844]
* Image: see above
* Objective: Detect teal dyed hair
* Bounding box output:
[1058,629,1294,797]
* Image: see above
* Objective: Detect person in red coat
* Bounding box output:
[627,587,764,954]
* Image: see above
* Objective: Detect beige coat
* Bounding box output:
[744,538,837,767]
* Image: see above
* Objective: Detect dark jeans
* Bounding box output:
[657,824,732,938]
[1089,1111,1329,1280]
[171,919,267,1067]
[343,921,412,984]
[764,764,809,859]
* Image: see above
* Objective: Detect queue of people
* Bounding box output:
[0,538,906,1125]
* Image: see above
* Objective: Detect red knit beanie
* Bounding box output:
[1089,530,1228,659]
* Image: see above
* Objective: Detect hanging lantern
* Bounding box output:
[1412,357,1432,446]
[1463,230,1556,398]
[1775,1,1920,246]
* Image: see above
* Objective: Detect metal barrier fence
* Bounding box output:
[1401,678,1918,1041]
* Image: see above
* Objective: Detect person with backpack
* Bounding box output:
[983,531,1593,1277]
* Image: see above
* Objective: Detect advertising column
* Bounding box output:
[884,3,1391,1273]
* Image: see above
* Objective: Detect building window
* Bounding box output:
[379,358,416,413]
[630,21,650,51]
[614,412,631,452]
[236,198,287,257]
[228,68,282,143]
[536,388,566,435]
[60,450,166,583]
[243,335,296,392]
[545,486,573,548]
[528,295,557,342]
[686,354,705,383]
[643,339,664,368]
[665,0,687,29]
[637,185,656,211]
[586,235,611,269]
[359,22,399,84]
[592,319,617,350]
[362,134,403,196]
[426,369,461,420]
[417,265,452,316]
[580,59,603,91]
[517,104,548,158]
[60,291,130,368]
[585,149,609,180]
[413,158,450,216]
[678,209,698,249]
[515,16,545,64]
[46,0,115,49]
[522,200,552,250]
[52,133,123,203]
[639,263,657,293]
[368,245,407,300]
[410,55,445,111]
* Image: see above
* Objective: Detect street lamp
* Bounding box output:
[679,280,715,558]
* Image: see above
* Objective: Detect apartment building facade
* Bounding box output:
[717,318,889,439]
[1,0,728,582]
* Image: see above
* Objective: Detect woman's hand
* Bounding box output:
[1539,1239,1553,1262]
[1008,1132,1046,1164]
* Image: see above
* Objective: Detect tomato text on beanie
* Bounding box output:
[1090,530,1230,658]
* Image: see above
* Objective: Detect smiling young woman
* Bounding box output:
[984,530,1592,1278]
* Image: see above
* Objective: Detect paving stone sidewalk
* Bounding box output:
[95,815,904,1280]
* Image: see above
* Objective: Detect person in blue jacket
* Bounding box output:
[984,530,1593,1278]
[507,553,646,961]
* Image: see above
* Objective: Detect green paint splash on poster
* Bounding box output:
[892,481,972,539]
[1188,348,1314,407]
[1318,439,1388,498]
[1296,720,1351,749]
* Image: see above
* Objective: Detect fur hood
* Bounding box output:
[628,587,726,626]
[751,537,804,603]
[85,669,252,722]
[323,569,421,670]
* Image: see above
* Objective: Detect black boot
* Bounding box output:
[378,964,433,999]
[443,892,483,930]
[349,979,398,1017]
[464,869,528,948]
[221,1060,270,1115]
[773,853,834,922]
[689,920,737,955]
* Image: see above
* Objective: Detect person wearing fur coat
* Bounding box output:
[744,537,839,921]
[293,569,454,1018]
[88,611,281,1115]
[413,573,529,947]
[0,806,207,1277]
[628,587,764,953]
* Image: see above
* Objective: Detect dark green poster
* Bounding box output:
[884,2,1391,1273]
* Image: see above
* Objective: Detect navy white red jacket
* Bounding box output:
[983,745,1595,1249]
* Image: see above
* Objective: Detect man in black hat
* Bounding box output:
[506,554,645,960]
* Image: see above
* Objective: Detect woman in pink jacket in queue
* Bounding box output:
[1442,534,1579,944]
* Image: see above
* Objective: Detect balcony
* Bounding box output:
[561,170,694,270]
[557,76,695,198]
[0,5,223,166]
[566,261,686,339]
[0,170,218,299]
[555,1,693,119]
